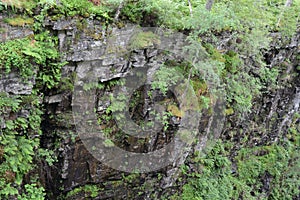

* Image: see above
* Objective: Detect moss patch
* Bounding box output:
[128,31,160,50]
[167,104,183,118]
[4,17,34,27]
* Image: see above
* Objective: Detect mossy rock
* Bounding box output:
[178,129,195,144]
[128,31,160,50]
[225,107,234,115]
[4,17,34,26]
[167,104,183,118]
[191,79,208,96]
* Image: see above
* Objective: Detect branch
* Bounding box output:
[285,0,293,7]
[114,0,125,22]
[188,0,193,17]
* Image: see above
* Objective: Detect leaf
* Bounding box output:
[5,120,15,130]
[22,49,43,63]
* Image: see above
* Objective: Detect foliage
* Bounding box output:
[113,0,299,114]
[151,65,183,95]
[0,92,46,199]
[66,184,100,198]
[276,1,300,37]
[0,7,64,198]
[184,3,239,34]
[37,149,57,166]
[225,73,261,114]
[55,0,112,20]
[18,184,45,200]
[0,38,33,79]
[181,137,300,200]
[0,0,37,14]
[0,32,63,89]
[120,0,145,23]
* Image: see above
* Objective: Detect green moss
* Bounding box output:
[205,44,226,63]
[167,104,183,118]
[48,14,60,21]
[4,16,34,26]
[90,32,103,40]
[191,79,207,95]
[178,130,194,144]
[75,18,88,31]
[223,50,242,74]
[116,21,125,28]
[0,28,6,33]
[122,173,140,184]
[225,107,234,115]
[103,139,115,147]
[128,31,160,50]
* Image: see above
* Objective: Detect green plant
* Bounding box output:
[57,0,111,20]
[18,184,45,200]
[151,65,183,95]
[0,0,37,14]
[0,38,33,79]
[0,92,46,199]
[0,32,64,88]
[181,138,300,200]
[66,184,100,198]
[225,73,261,114]
[128,31,161,50]
[37,149,57,166]
[83,82,105,91]
[120,1,144,23]
[184,3,239,35]
[0,22,64,198]
[0,2,4,11]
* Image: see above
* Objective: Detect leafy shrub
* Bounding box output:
[58,0,111,20]
[0,92,46,199]
[181,139,300,200]
[0,31,64,89]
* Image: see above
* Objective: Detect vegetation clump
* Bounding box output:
[180,137,300,200]
[4,16,34,26]
[128,31,160,50]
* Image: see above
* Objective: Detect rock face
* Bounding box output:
[0,17,33,42]
[0,14,35,95]
[42,18,194,199]
[1,14,299,199]
[0,71,35,95]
